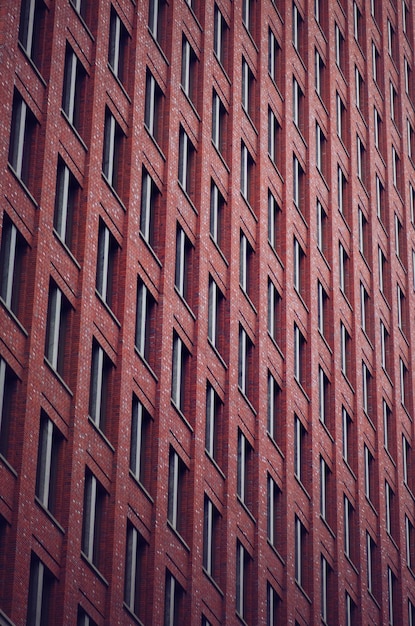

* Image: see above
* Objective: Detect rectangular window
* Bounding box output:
[400,358,410,409]
[178,126,196,200]
[242,0,255,35]
[35,413,62,518]
[390,81,398,123]
[268,278,281,345]
[406,515,415,570]
[164,571,185,626]
[344,495,355,561]
[268,106,281,167]
[242,57,255,119]
[212,90,227,158]
[294,413,307,485]
[364,444,375,503]
[388,567,397,625]
[337,165,347,217]
[102,108,125,195]
[77,607,98,626]
[8,90,38,192]
[108,6,129,85]
[267,473,281,549]
[26,553,54,626]
[397,283,407,335]
[181,36,198,107]
[383,398,393,456]
[380,320,391,372]
[294,324,306,387]
[342,406,352,466]
[267,582,281,626]
[168,447,187,538]
[0,213,28,319]
[148,0,167,46]
[171,331,190,415]
[240,142,254,205]
[237,429,253,510]
[268,189,281,252]
[320,456,331,523]
[403,435,413,490]
[372,41,381,85]
[362,361,373,417]
[376,174,385,223]
[340,322,351,378]
[293,154,305,214]
[205,382,222,465]
[358,206,369,260]
[357,134,366,184]
[392,144,400,189]
[214,3,229,69]
[374,106,383,154]
[293,76,304,132]
[367,532,375,595]
[89,340,113,436]
[203,496,220,582]
[124,522,148,620]
[96,219,118,311]
[19,0,47,71]
[385,480,396,538]
[62,44,86,134]
[135,278,157,368]
[45,281,70,379]
[210,180,226,252]
[238,325,253,399]
[293,236,305,296]
[318,366,330,428]
[295,515,307,588]
[268,27,281,87]
[267,371,282,446]
[236,541,252,621]
[315,48,326,102]
[130,395,152,492]
[336,92,346,142]
[317,281,329,339]
[321,555,332,624]
[335,23,345,72]
[316,199,328,255]
[360,282,370,336]
[54,158,80,253]
[140,168,161,254]
[240,230,253,297]
[208,274,225,355]
[293,4,305,58]
[316,122,327,177]
[395,213,405,262]
[145,70,164,147]
[0,358,18,461]
[82,469,106,569]
[339,242,350,298]
[355,65,364,113]
[175,224,192,304]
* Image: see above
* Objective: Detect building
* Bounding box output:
[1,0,415,623]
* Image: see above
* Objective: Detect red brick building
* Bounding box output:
[1,0,415,624]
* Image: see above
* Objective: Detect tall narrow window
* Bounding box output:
[205,382,222,466]
[238,325,253,399]
[242,57,255,120]
[175,225,192,304]
[335,23,345,72]
[358,207,369,260]
[0,358,18,461]
[367,532,375,595]
[168,447,187,537]
[383,399,393,457]
[212,90,227,157]
[344,495,355,561]
[240,231,253,297]
[294,324,306,387]
[339,242,350,297]
[164,570,185,626]
[89,340,113,436]
[321,555,332,624]
[294,414,307,485]
[316,122,327,176]
[236,541,252,621]
[295,516,307,588]
[315,48,325,101]
[124,522,148,621]
[318,366,330,428]
[62,44,86,134]
[130,395,152,492]
[171,331,190,415]
[267,582,281,626]
[240,142,254,205]
[208,275,225,355]
[178,126,196,200]
[54,158,80,253]
[8,90,38,192]
[210,180,226,252]
[336,92,346,142]
[293,237,305,296]
[372,41,381,86]
[403,435,413,490]
[108,6,129,85]
[145,70,164,146]
[385,480,396,538]
[267,473,281,549]
[135,278,157,368]
[148,0,167,45]
[0,214,28,318]
[19,0,47,71]
[342,406,352,466]
[181,36,197,106]
[268,107,281,167]
[96,220,118,311]
[320,456,331,523]
[82,469,106,569]
[140,168,161,254]
[355,66,364,112]
[317,199,327,255]
[340,322,351,378]
[45,281,70,379]
[268,27,281,87]
[268,278,281,345]
[267,371,282,446]
[26,553,54,626]
[360,282,370,335]
[362,361,373,417]
[293,155,305,214]
[237,429,253,510]
[293,76,304,132]
[337,165,347,217]
[364,444,375,503]
[380,320,390,372]
[35,413,62,517]
[203,496,220,582]
[293,4,305,57]
[357,134,366,184]
[214,4,229,70]
[102,108,125,195]
[317,281,328,339]
[268,189,281,253]
[400,358,410,409]
[242,0,255,35]
[406,515,415,570]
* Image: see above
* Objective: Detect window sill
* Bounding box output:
[69,0,95,40]
[207,339,228,370]
[295,580,312,604]
[87,415,115,452]
[134,346,158,382]
[0,298,28,337]
[209,233,229,266]
[107,64,131,103]
[44,358,74,396]
[173,286,196,320]
[202,568,224,596]
[122,602,144,626]
[267,540,285,566]
[166,520,190,552]
[60,110,88,151]
[205,449,226,480]
[139,231,162,268]
[101,173,127,211]
[177,180,198,215]
[236,495,256,524]
[7,164,38,207]
[53,229,81,269]
[170,399,194,432]
[267,431,285,460]
[238,386,257,415]
[0,608,15,626]
[212,140,230,172]
[81,552,109,586]
[34,497,65,534]
[95,290,121,327]
[0,453,17,478]
[268,240,284,270]
[294,377,310,402]
[294,475,311,500]
[17,41,47,86]
[129,469,154,503]
[241,105,258,135]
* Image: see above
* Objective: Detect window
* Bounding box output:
[315,48,326,103]
[320,457,331,523]
[175,224,192,304]
[168,447,188,537]
[362,361,373,418]
[400,358,410,410]
[268,189,281,252]
[293,4,305,58]
[374,107,383,154]
[145,70,164,146]
[171,331,190,415]
[316,199,328,255]
[340,322,351,378]
[383,399,394,457]
[140,167,161,254]
[208,275,225,355]
[335,23,345,72]
[62,44,86,134]
[164,570,185,626]
[355,65,364,113]
[8,90,38,192]
[96,219,118,311]
[89,340,113,437]
[124,522,148,620]
[205,382,223,465]
[203,496,220,582]
[380,320,391,372]
[0,358,19,462]
[238,325,254,399]
[82,469,106,569]
[397,283,407,335]
[242,0,255,35]
[293,154,305,214]
[410,599,415,626]
[342,406,352,466]
[344,495,356,561]
[345,593,356,626]
[411,183,415,223]
[237,429,253,510]
[268,278,281,345]
[135,278,157,368]
[19,0,47,71]
[267,474,281,549]
[178,126,196,200]
[353,1,362,41]
[388,19,398,64]
[236,541,252,621]
[102,108,125,195]
[385,480,396,538]
[77,606,98,626]
[360,282,370,336]
[376,174,385,223]
[357,134,366,184]
[210,180,226,252]
[294,414,307,485]
[293,237,305,296]
[45,281,71,379]
[27,553,54,626]
[268,107,281,167]
[364,444,375,504]
[54,158,80,253]
[390,81,398,124]
[240,230,254,297]
[267,582,282,626]
[268,27,281,88]
[403,1,410,37]
[35,413,62,517]
[295,515,307,588]
[393,145,401,195]
[212,90,227,157]
[406,515,415,570]
[403,435,413,490]
[242,57,255,120]
[316,122,327,176]
[339,242,350,297]
[148,0,167,46]
[318,366,330,428]
[358,207,369,260]
[372,41,381,86]
[394,214,405,264]
[321,555,332,624]
[317,281,329,339]
[0,213,28,318]
[337,165,347,217]
[293,76,305,132]
[240,141,255,206]
[405,57,414,101]
[108,6,129,85]
[130,395,152,492]
[267,371,282,446]
[294,324,306,387]
[214,4,229,70]
[388,567,397,625]
[181,36,198,106]
[366,532,376,595]
[409,120,415,161]
[336,92,346,142]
